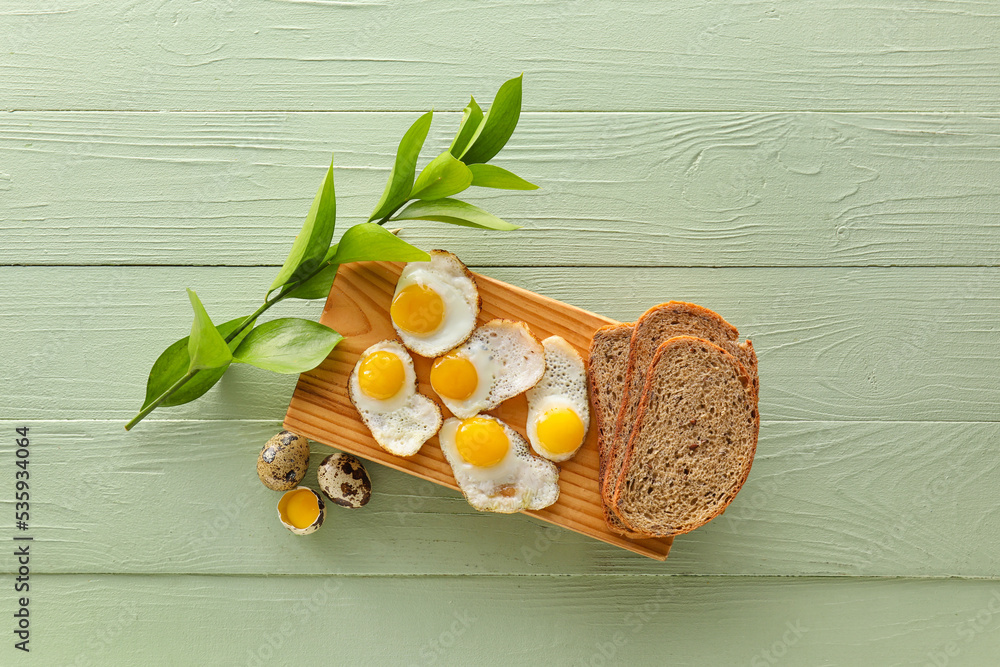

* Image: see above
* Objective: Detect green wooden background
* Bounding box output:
[2,1,999,665]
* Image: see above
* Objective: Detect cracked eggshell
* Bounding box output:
[318,453,372,508]
[277,487,326,536]
[257,431,311,491]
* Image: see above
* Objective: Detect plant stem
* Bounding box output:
[126,258,338,430]
[125,369,198,431]
[224,296,280,344]
[376,201,408,226]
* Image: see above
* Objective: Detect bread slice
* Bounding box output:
[587,323,650,538]
[588,323,635,477]
[602,302,758,516]
[609,336,759,536]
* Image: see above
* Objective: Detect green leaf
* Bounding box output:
[460,75,523,165]
[283,223,430,300]
[449,97,484,158]
[369,111,433,222]
[282,262,340,301]
[330,223,431,264]
[141,316,256,410]
[268,157,337,294]
[233,318,343,374]
[411,152,474,200]
[393,198,520,231]
[186,289,235,371]
[468,164,538,190]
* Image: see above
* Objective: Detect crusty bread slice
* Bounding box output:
[588,323,635,477]
[610,336,759,536]
[602,302,758,515]
[587,323,650,538]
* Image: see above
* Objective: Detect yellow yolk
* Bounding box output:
[455,417,509,468]
[282,489,320,529]
[535,407,585,455]
[391,284,445,335]
[358,351,405,400]
[430,352,478,401]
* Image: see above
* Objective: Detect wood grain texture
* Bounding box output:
[283,261,672,560]
[4,419,998,577]
[8,575,1000,666]
[3,265,997,422]
[4,1,1000,112]
[3,112,1000,267]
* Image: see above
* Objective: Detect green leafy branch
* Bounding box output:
[126,75,536,431]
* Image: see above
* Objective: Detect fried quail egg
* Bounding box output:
[318,453,372,509]
[439,415,560,513]
[256,431,310,491]
[277,486,326,535]
[430,320,545,419]
[390,250,480,357]
[349,340,442,456]
[526,336,590,462]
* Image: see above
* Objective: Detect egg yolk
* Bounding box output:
[430,352,479,401]
[455,417,509,468]
[281,489,320,529]
[535,407,585,454]
[358,351,406,400]
[391,284,445,335]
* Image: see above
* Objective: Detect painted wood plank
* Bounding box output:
[1,266,997,422]
[4,1,1000,112]
[3,112,1000,267]
[3,419,997,577]
[10,574,1000,665]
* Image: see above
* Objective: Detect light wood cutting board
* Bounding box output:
[283,261,673,560]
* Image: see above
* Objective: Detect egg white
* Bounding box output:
[391,250,479,357]
[349,340,442,457]
[439,415,560,513]
[526,336,590,462]
[434,320,545,419]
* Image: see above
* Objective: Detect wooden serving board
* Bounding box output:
[283,261,673,561]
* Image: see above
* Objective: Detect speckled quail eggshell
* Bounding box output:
[318,453,372,508]
[257,431,310,491]
[525,336,591,462]
[277,487,326,536]
[391,250,481,357]
[434,320,546,419]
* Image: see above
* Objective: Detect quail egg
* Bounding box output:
[257,431,310,491]
[348,340,442,456]
[438,414,560,513]
[430,320,545,419]
[277,486,326,535]
[526,336,590,462]
[390,250,480,357]
[318,453,372,509]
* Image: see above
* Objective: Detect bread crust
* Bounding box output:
[609,336,760,536]
[587,322,650,537]
[602,302,758,515]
